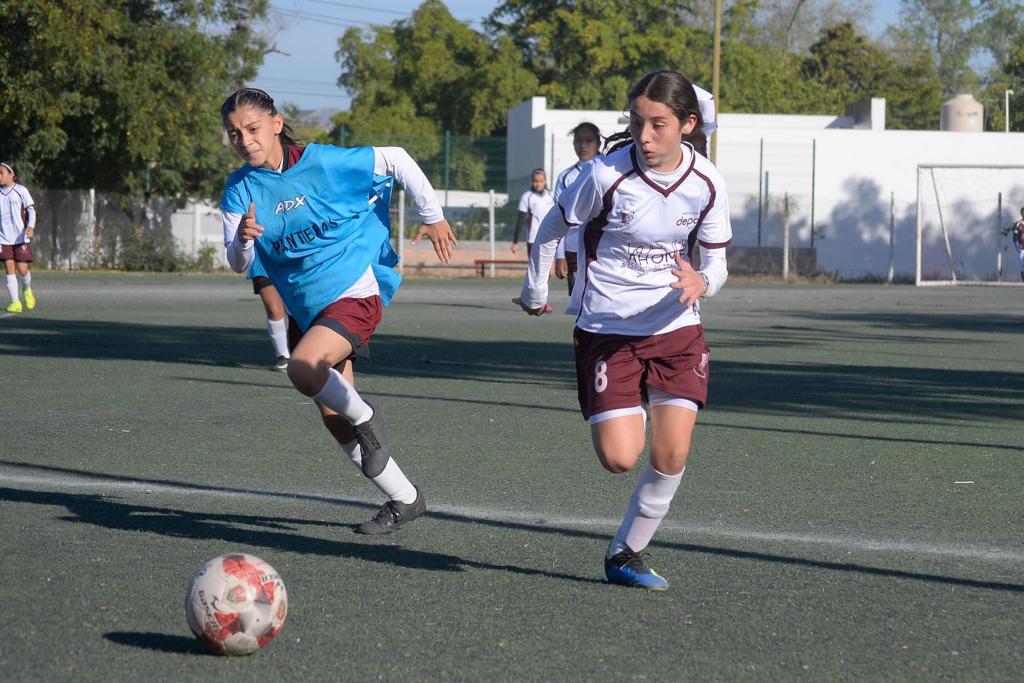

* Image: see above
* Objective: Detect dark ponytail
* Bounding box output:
[220,87,298,145]
[604,70,706,158]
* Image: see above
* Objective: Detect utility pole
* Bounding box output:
[711,0,722,164]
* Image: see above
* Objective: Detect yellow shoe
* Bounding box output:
[5,300,23,313]
[23,288,35,310]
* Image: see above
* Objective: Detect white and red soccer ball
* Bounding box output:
[185,553,288,656]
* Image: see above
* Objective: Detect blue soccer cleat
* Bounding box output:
[605,546,670,591]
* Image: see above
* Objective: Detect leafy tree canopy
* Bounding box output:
[0,0,267,200]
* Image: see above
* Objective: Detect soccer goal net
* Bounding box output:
[916,165,1024,286]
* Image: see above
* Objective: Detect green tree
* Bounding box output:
[885,0,985,97]
[334,0,535,189]
[803,23,942,129]
[488,0,842,116]
[487,0,709,110]
[0,0,267,203]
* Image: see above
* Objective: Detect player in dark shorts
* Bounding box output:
[516,71,727,591]
[0,162,37,314]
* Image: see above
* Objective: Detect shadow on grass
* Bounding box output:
[103,632,209,655]
[0,484,605,587]
[2,461,1021,594]
[3,315,1023,423]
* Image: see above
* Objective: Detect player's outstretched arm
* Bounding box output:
[411,220,458,263]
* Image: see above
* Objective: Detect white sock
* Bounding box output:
[312,368,373,425]
[340,440,416,504]
[266,318,289,358]
[5,275,17,302]
[20,272,31,290]
[609,464,684,556]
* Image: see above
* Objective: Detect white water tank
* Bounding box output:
[940,94,984,132]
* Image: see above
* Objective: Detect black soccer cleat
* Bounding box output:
[356,487,426,535]
[352,404,391,478]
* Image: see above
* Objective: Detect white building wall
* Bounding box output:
[508,97,1024,279]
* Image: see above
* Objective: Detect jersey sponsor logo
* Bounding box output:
[270,217,341,254]
[274,194,307,216]
[624,241,686,274]
[676,213,700,227]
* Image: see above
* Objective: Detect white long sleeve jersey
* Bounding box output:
[521,142,732,336]
[222,146,443,281]
[553,160,591,259]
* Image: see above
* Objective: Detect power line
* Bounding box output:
[299,0,407,15]
[269,6,377,28]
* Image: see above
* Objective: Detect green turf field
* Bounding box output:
[1,273,1021,681]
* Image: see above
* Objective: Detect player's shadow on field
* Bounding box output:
[2,464,1021,595]
[0,317,579,388]
[0,486,605,587]
[4,315,1023,424]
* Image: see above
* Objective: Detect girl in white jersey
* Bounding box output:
[0,162,38,314]
[511,169,554,257]
[553,122,602,297]
[220,88,457,535]
[516,70,730,590]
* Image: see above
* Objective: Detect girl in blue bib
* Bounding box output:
[221,88,457,534]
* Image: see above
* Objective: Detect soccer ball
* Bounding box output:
[185,553,288,656]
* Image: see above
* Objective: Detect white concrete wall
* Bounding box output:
[508,97,1024,280]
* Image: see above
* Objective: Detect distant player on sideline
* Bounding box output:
[0,162,37,314]
[1010,207,1024,282]
[511,169,554,257]
[515,70,729,590]
[553,122,602,297]
[220,88,457,534]
[247,252,291,371]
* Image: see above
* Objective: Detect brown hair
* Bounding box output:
[604,70,706,157]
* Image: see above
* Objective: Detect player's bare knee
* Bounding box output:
[595,446,641,474]
[286,357,327,396]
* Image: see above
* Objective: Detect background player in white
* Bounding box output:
[0,161,37,314]
[1009,207,1024,282]
[511,169,554,257]
[553,123,602,298]
[515,70,730,590]
[221,88,456,534]
[247,254,291,371]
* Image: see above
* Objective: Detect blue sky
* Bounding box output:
[254,1,902,112]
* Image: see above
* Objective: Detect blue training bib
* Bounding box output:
[221,144,401,330]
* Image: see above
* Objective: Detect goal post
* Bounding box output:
[915,164,1024,286]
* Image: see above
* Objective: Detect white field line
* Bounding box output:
[2,471,1022,565]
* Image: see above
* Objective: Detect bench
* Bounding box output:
[474,259,529,278]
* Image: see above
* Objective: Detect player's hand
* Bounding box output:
[510,242,519,254]
[512,296,547,316]
[669,252,707,308]
[25,227,34,242]
[238,202,264,244]
[411,219,458,263]
[555,258,568,279]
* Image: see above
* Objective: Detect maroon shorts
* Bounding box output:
[574,324,709,421]
[251,276,272,295]
[0,243,32,262]
[288,295,383,361]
